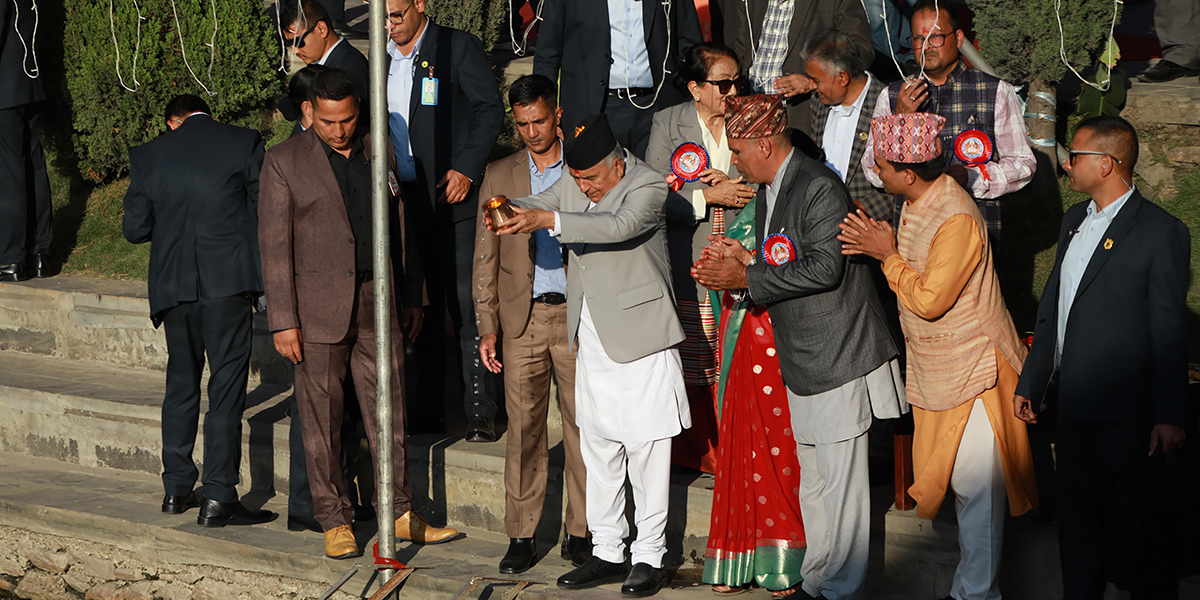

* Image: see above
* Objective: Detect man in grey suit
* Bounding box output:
[694,95,904,600]
[491,114,690,598]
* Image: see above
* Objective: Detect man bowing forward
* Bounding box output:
[491,114,690,598]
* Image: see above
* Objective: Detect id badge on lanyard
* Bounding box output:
[420,65,438,106]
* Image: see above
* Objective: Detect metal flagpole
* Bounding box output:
[368,0,396,581]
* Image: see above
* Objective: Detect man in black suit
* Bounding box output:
[282,0,369,116]
[124,95,276,528]
[385,0,506,439]
[1014,116,1190,600]
[532,0,703,158]
[0,0,52,282]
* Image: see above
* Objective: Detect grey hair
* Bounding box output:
[799,30,869,79]
[601,145,625,169]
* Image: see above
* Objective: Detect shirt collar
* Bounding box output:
[830,72,872,117]
[387,20,429,61]
[1087,187,1135,222]
[320,133,365,158]
[317,36,344,65]
[767,148,796,193]
[528,141,564,175]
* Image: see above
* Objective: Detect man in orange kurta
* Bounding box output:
[838,113,1037,600]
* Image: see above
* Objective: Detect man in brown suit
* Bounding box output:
[474,75,589,574]
[259,69,458,559]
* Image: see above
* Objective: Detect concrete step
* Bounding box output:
[0,348,713,561]
[0,277,293,385]
[1123,70,1200,127]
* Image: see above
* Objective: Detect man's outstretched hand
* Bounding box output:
[491,205,556,235]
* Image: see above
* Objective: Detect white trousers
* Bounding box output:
[948,398,1007,600]
[579,431,673,568]
[795,432,870,600]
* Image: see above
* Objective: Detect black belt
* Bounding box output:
[533,292,566,305]
[356,270,374,284]
[607,87,653,97]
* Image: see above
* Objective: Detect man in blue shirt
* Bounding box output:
[473,75,590,575]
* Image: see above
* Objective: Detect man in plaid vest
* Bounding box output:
[861,0,1036,254]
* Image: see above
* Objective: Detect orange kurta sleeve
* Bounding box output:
[882,214,982,320]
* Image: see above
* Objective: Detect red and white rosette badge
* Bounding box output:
[761,233,796,266]
[665,142,710,191]
[953,129,994,181]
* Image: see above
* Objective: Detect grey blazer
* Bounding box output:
[645,103,741,303]
[513,154,685,363]
[745,150,897,396]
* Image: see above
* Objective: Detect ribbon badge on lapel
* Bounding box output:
[954,129,994,181]
[1104,238,1113,250]
[666,142,710,191]
[761,233,797,266]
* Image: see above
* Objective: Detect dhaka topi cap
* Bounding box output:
[870,112,946,163]
[565,113,620,170]
[724,94,788,139]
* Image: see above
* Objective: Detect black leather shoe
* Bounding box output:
[561,534,592,567]
[0,263,28,282]
[465,417,497,443]
[286,514,323,532]
[557,556,627,589]
[499,537,537,574]
[621,563,668,597]
[196,498,278,527]
[1138,60,1199,83]
[162,491,203,514]
[29,253,53,278]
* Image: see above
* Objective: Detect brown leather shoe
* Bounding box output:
[324,524,362,559]
[395,510,459,544]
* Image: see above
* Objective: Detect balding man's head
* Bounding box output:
[1075,116,1138,173]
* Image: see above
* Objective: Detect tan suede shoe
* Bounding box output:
[324,524,362,559]
[395,510,459,544]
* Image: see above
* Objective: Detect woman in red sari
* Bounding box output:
[700,201,806,594]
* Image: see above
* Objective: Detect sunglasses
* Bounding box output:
[286,23,318,49]
[703,77,741,94]
[1068,150,1122,165]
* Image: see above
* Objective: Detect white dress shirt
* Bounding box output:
[316,37,344,65]
[1055,187,1134,364]
[386,23,429,182]
[761,148,795,231]
[822,73,872,182]
[689,108,734,219]
[607,0,653,88]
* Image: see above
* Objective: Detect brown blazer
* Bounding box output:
[473,149,538,339]
[259,128,424,344]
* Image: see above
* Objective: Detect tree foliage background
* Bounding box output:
[965,0,1119,84]
[426,0,510,55]
[43,0,285,182]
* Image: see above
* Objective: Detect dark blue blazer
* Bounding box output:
[123,116,265,324]
[1015,191,1190,426]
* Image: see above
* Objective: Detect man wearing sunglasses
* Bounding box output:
[280,0,370,118]
[861,0,1036,259]
[1015,116,1189,600]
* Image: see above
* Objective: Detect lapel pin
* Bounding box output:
[421,60,428,68]
[1104,238,1113,250]
[858,132,868,141]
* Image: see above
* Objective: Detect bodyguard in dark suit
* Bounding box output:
[281,0,370,117]
[0,0,52,281]
[385,0,506,438]
[123,95,276,528]
[694,95,903,600]
[1014,116,1190,600]
[533,0,703,158]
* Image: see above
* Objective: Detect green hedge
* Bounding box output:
[426,0,509,54]
[45,0,285,182]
